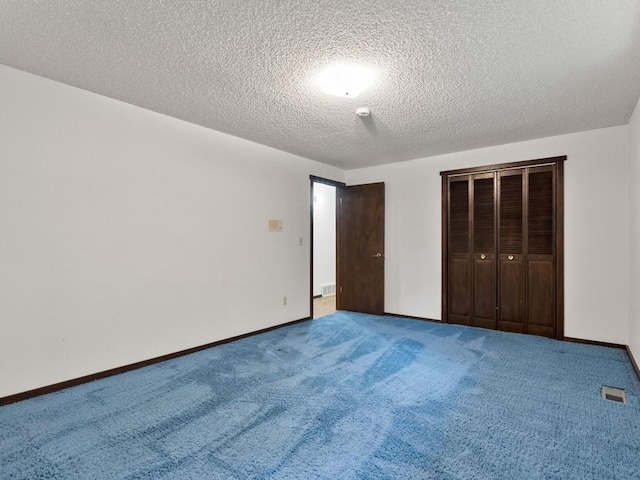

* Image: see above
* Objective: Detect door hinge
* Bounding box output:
[340,286,343,293]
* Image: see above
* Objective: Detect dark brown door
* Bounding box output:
[337,183,385,315]
[447,174,497,328]
[526,166,555,337]
[472,174,496,329]
[498,170,526,333]
[447,176,471,325]
[441,156,565,340]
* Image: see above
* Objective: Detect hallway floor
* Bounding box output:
[313,295,336,318]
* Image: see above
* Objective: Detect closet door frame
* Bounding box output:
[441,156,566,340]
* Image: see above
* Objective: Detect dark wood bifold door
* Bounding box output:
[498,170,525,332]
[472,174,496,329]
[526,167,556,337]
[446,173,497,329]
[441,157,564,339]
[447,178,471,325]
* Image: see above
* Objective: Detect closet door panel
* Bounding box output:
[527,167,555,337]
[472,175,496,328]
[448,178,471,325]
[498,171,525,331]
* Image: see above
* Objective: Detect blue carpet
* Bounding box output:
[1,312,639,479]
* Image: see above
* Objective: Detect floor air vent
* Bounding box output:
[321,283,336,297]
[601,386,627,404]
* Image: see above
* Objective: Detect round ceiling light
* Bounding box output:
[315,62,376,99]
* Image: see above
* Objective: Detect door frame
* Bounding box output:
[309,175,346,319]
[440,156,566,339]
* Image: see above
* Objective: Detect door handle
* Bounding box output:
[508,255,514,261]
[480,254,486,260]
[372,253,383,258]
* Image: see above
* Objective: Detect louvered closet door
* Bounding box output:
[471,174,496,329]
[442,156,563,339]
[498,170,525,333]
[448,176,471,325]
[526,166,555,337]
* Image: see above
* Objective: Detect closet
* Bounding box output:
[441,156,565,339]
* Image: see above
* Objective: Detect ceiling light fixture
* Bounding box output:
[316,62,376,99]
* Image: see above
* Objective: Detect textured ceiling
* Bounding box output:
[1,1,640,170]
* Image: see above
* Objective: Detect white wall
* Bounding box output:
[0,65,344,398]
[346,127,630,345]
[312,183,336,296]
[1,62,635,400]
[629,95,640,361]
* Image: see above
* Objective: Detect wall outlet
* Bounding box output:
[283,296,287,306]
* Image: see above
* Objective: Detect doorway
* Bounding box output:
[311,179,339,318]
[310,176,386,319]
